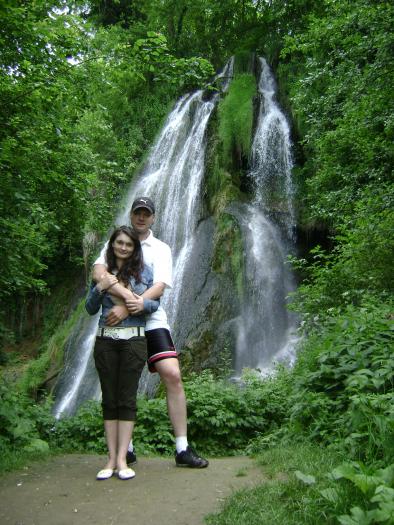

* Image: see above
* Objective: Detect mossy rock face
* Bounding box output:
[217,73,257,170]
[178,209,245,371]
[212,212,245,300]
[180,288,239,375]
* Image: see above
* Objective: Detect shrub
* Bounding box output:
[288,299,394,463]
[0,380,53,456]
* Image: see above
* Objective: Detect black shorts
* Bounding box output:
[145,328,178,372]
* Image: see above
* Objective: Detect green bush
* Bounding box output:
[288,299,394,463]
[290,186,394,318]
[51,400,106,453]
[183,369,291,456]
[0,381,53,457]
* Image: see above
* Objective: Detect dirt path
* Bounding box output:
[0,454,264,525]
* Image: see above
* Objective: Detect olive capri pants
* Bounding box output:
[94,337,147,421]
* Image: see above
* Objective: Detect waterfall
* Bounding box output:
[52,60,233,418]
[234,57,298,376]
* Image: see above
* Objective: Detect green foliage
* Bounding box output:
[279,0,394,226]
[0,369,291,463]
[132,0,261,66]
[207,443,354,525]
[51,401,106,453]
[289,186,394,317]
[288,300,394,462]
[133,397,173,454]
[0,4,214,343]
[0,380,54,460]
[54,370,288,457]
[207,445,394,525]
[330,462,394,525]
[181,370,289,455]
[218,74,256,168]
[18,300,87,396]
[212,213,245,298]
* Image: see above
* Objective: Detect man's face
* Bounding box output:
[131,208,155,237]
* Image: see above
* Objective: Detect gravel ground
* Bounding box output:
[0,454,264,525]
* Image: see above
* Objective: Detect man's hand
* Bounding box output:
[105,305,129,326]
[125,293,144,315]
[97,273,118,292]
[93,264,107,283]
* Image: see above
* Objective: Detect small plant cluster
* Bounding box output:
[0,382,53,464]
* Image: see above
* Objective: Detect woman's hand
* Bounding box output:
[105,305,129,326]
[96,273,118,293]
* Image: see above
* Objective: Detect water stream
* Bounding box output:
[234,57,298,375]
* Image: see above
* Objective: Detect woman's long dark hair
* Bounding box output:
[105,226,143,285]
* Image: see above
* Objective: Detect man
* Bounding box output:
[93,196,208,468]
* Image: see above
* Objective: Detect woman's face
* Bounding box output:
[112,232,135,261]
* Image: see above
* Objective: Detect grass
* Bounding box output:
[205,442,366,525]
[0,447,55,474]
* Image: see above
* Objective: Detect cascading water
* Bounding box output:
[52,59,234,418]
[234,57,298,375]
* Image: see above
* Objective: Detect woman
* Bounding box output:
[85,226,159,481]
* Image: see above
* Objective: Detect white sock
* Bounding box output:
[127,440,134,453]
[175,436,188,454]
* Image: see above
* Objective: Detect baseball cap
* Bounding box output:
[131,197,155,215]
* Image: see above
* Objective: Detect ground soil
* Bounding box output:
[0,454,264,525]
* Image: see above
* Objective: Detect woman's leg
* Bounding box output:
[116,420,134,471]
[94,338,121,471]
[103,420,118,470]
[117,339,147,470]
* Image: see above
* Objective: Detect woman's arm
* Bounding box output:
[85,283,103,315]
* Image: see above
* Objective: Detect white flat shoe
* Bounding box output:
[96,468,114,480]
[118,468,135,480]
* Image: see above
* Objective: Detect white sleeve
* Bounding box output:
[93,241,109,266]
[152,243,173,288]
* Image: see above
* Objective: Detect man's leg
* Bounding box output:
[154,358,187,437]
[145,328,208,468]
[155,358,208,468]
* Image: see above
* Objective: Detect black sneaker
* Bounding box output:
[126,450,137,465]
[175,446,209,468]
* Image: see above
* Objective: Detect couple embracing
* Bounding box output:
[85,197,208,481]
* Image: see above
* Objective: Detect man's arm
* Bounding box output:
[92,264,133,325]
[125,282,165,314]
[92,264,135,301]
[125,239,172,314]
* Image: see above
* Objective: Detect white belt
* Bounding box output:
[97,326,145,339]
